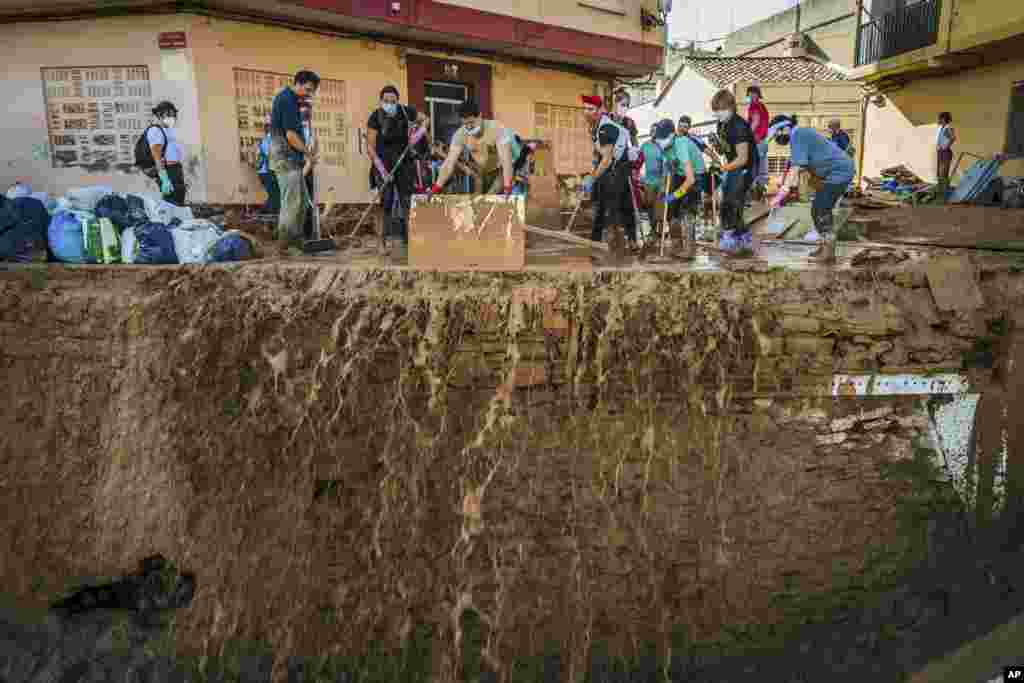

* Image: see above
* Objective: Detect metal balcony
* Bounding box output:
[856,0,942,67]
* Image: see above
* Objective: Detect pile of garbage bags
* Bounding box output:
[2,182,253,264]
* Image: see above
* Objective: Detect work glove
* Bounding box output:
[502,181,514,196]
[157,169,173,196]
[661,189,684,204]
[581,176,595,195]
[770,189,788,210]
[427,183,442,197]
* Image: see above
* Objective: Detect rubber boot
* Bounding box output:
[607,224,627,264]
[809,210,837,264]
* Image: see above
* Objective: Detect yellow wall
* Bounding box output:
[436,0,662,45]
[0,15,204,200]
[946,0,1024,53]
[862,55,1024,182]
[189,17,601,204]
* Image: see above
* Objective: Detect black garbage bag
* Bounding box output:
[95,194,135,229]
[123,194,150,227]
[0,196,49,262]
[133,222,178,264]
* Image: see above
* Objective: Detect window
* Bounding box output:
[425,80,468,145]
[767,156,791,175]
[578,0,626,15]
[1007,82,1024,157]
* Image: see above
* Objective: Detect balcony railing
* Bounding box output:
[856,0,942,67]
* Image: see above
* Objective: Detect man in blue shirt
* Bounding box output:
[768,114,855,264]
[269,70,319,254]
[828,119,851,153]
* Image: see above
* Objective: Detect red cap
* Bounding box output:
[580,95,604,108]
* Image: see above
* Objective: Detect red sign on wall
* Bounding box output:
[158,32,187,49]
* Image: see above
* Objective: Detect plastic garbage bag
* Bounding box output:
[94,194,134,229]
[47,210,95,263]
[123,194,149,227]
[65,186,114,212]
[132,222,178,264]
[82,217,121,264]
[170,223,222,263]
[120,227,137,264]
[208,231,253,262]
[0,196,49,262]
[6,182,31,199]
[134,192,193,224]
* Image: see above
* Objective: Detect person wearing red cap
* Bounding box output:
[581,94,637,254]
[428,99,528,197]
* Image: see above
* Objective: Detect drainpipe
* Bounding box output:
[854,0,863,66]
[856,92,869,188]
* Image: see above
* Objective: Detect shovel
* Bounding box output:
[302,126,335,253]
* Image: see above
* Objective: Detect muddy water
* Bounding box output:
[1,261,1023,681]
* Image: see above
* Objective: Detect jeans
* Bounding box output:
[258,172,281,213]
[811,180,851,234]
[756,141,769,185]
[273,167,308,244]
[720,169,752,235]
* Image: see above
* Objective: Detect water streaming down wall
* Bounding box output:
[0,261,1021,680]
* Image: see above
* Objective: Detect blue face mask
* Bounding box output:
[656,136,673,149]
[381,102,397,116]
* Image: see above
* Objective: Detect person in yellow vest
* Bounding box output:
[428,99,528,196]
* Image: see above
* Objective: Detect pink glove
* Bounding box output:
[771,189,787,209]
[409,126,427,146]
[372,155,390,182]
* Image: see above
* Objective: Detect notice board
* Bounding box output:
[232,68,348,169]
[40,66,153,172]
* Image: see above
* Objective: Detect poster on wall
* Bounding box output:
[533,103,592,176]
[40,66,153,173]
[232,69,348,170]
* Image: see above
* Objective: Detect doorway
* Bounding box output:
[424,81,468,145]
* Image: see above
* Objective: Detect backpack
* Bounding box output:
[134,125,167,178]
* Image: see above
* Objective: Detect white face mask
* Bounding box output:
[162,117,176,128]
[465,123,482,137]
[743,97,752,105]
[656,137,673,149]
[616,103,629,117]
[713,110,733,122]
[381,102,397,115]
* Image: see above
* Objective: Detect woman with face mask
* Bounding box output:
[146,101,187,206]
[710,90,759,253]
[366,85,429,249]
[744,85,771,195]
[652,119,700,259]
[766,114,855,264]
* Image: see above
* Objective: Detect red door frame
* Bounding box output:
[406,54,493,121]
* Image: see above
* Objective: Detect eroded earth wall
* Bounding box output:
[2,262,1023,681]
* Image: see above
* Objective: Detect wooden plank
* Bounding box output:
[409,195,526,270]
[523,223,609,251]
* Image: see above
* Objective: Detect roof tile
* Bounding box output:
[684,57,848,87]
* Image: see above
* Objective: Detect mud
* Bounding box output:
[2,259,1024,682]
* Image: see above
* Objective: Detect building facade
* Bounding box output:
[723,0,859,68]
[851,0,1024,182]
[631,56,861,182]
[0,0,666,205]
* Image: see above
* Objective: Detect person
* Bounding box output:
[146,101,187,206]
[746,85,770,195]
[579,94,637,253]
[828,119,851,153]
[639,123,665,206]
[652,119,700,259]
[611,88,640,147]
[367,85,429,247]
[677,115,719,198]
[269,70,320,254]
[936,111,957,201]
[429,100,528,196]
[711,89,759,253]
[254,115,280,214]
[766,114,855,264]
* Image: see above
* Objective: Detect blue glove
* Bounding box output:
[661,191,680,204]
[581,176,594,194]
[158,169,173,196]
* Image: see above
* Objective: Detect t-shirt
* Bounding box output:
[640,140,664,188]
[663,136,703,177]
[687,134,708,154]
[145,126,182,163]
[450,120,520,176]
[718,114,757,175]
[367,105,419,165]
[270,87,304,161]
[789,127,856,185]
[747,99,770,143]
[831,130,851,152]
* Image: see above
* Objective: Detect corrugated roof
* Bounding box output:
[684,56,849,88]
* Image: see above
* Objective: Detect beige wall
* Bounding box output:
[190,16,601,204]
[436,0,662,45]
[0,15,205,200]
[863,56,1024,183]
[0,14,602,205]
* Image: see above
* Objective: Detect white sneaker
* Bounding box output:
[803,229,822,243]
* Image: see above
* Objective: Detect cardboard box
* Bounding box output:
[409,194,526,270]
